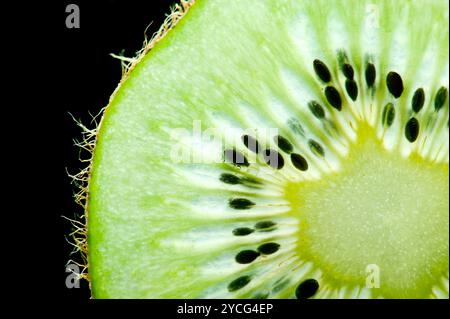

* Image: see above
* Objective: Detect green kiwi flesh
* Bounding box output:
[85,0,449,298]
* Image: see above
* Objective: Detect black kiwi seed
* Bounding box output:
[345,79,358,101]
[308,140,325,157]
[263,149,285,169]
[434,86,448,111]
[228,276,252,292]
[242,135,261,153]
[295,279,319,299]
[365,63,376,87]
[288,118,305,136]
[405,118,420,143]
[229,198,255,210]
[272,280,290,293]
[313,59,331,83]
[224,149,249,167]
[274,135,294,154]
[235,250,260,264]
[220,173,241,185]
[411,88,425,113]
[241,176,262,186]
[342,63,354,80]
[386,71,404,98]
[232,227,254,236]
[290,153,309,171]
[254,220,276,230]
[381,103,395,127]
[308,101,326,119]
[257,242,280,255]
[324,86,342,111]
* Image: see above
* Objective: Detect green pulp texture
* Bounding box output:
[87,0,449,298]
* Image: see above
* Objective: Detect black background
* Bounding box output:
[56,0,178,302]
[19,0,448,314]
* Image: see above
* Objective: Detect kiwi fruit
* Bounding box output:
[74,0,449,298]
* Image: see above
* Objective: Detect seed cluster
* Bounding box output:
[313,58,448,147]
[217,55,448,298]
[224,133,312,175]
[232,221,277,238]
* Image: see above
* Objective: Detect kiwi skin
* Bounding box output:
[67,0,196,294]
[69,0,449,299]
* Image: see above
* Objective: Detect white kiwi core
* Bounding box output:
[287,125,449,298]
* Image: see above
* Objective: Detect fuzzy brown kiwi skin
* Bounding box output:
[66,0,197,295]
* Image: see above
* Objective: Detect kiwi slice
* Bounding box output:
[81,0,449,298]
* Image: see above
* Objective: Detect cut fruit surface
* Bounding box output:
[87,0,449,298]
[289,125,449,298]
